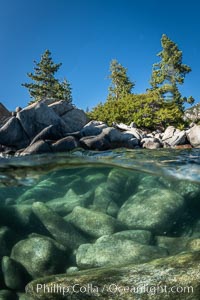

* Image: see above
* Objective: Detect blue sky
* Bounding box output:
[0,0,199,111]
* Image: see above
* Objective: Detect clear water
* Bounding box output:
[0,148,200,298]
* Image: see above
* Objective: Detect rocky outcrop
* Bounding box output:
[0,117,30,149]
[186,124,200,147]
[0,102,11,127]
[1,100,200,155]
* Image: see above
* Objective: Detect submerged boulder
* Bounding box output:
[0,227,18,260]
[2,256,30,290]
[0,290,18,300]
[32,202,87,249]
[76,235,167,269]
[113,229,152,245]
[47,189,93,214]
[26,251,200,300]
[11,236,67,279]
[92,182,119,216]
[65,206,124,238]
[117,188,185,234]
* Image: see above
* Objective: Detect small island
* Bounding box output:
[0,35,200,156]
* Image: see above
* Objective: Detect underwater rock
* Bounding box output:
[0,266,4,289]
[123,172,142,197]
[51,136,78,152]
[117,188,185,234]
[32,202,87,249]
[11,236,67,279]
[17,293,33,300]
[47,189,93,215]
[84,173,107,186]
[1,256,30,290]
[0,289,18,300]
[27,233,67,252]
[17,179,64,204]
[65,206,124,238]
[76,235,167,269]
[155,236,194,255]
[0,227,19,259]
[174,180,200,201]
[25,251,200,299]
[137,175,165,191]
[113,230,152,245]
[65,266,79,274]
[106,168,129,197]
[0,205,37,231]
[92,183,119,216]
[187,239,200,251]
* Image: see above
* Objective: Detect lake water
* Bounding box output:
[0,148,200,299]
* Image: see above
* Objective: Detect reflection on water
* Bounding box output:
[0,149,200,298]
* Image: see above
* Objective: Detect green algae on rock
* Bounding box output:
[117,188,185,234]
[26,251,200,299]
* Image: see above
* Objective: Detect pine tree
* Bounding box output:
[150,34,193,110]
[108,59,135,101]
[22,50,72,104]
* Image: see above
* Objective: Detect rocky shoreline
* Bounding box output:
[0,99,200,156]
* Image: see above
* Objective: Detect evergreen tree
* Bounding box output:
[108,59,135,100]
[150,34,194,109]
[88,91,184,130]
[22,50,72,104]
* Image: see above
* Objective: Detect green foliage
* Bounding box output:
[22,50,72,104]
[108,59,135,100]
[88,91,184,130]
[150,34,193,110]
